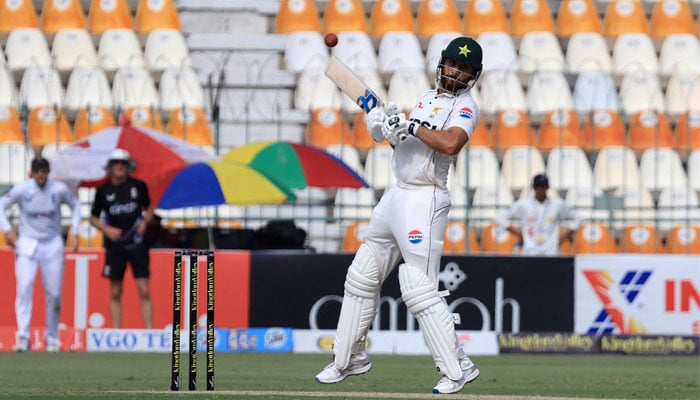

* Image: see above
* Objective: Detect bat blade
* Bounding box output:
[324,56,384,113]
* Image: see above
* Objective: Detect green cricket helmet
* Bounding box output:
[436,36,483,94]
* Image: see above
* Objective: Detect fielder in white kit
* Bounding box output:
[316,37,483,394]
[0,158,80,352]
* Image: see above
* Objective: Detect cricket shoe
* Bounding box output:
[315,352,372,384]
[432,357,480,394]
[46,342,60,353]
[12,337,30,353]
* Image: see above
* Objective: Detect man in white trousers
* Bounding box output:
[316,36,484,394]
[0,158,80,352]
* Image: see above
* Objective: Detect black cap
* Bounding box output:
[533,174,549,188]
[31,158,50,171]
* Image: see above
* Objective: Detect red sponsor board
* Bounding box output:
[0,249,250,346]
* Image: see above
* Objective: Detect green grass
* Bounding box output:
[0,353,697,399]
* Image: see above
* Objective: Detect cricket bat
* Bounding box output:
[324,56,384,113]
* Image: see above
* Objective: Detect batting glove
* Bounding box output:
[382,113,408,146]
[366,106,387,142]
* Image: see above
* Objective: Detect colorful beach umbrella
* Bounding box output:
[157,161,296,209]
[223,141,368,189]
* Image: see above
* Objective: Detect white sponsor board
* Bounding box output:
[575,255,700,336]
[87,329,173,352]
[293,329,499,355]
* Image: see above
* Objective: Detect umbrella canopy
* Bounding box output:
[46,121,216,206]
[157,161,296,209]
[223,141,368,189]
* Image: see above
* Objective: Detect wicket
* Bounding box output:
[170,249,215,391]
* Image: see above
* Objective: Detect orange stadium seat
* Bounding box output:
[26,106,73,149]
[166,107,213,146]
[0,0,38,35]
[628,110,675,153]
[369,0,415,38]
[619,223,664,253]
[351,111,383,156]
[467,118,492,148]
[560,238,574,256]
[573,222,618,253]
[509,0,555,38]
[416,0,461,38]
[675,111,700,154]
[73,106,115,140]
[650,0,695,40]
[0,105,24,142]
[66,220,104,248]
[463,0,508,37]
[480,222,521,255]
[122,106,164,131]
[305,107,354,149]
[342,221,369,253]
[581,110,626,152]
[275,0,321,34]
[490,109,537,153]
[603,0,648,38]
[135,0,181,35]
[537,109,582,152]
[322,0,367,34]
[665,224,700,254]
[88,0,134,35]
[556,0,602,37]
[41,0,87,35]
[443,222,480,254]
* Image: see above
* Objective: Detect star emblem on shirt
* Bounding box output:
[459,45,471,58]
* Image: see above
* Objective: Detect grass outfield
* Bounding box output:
[0,353,697,399]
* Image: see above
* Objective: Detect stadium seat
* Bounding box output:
[448,182,469,220]
[477,31,519,72]
[463,0,509,37]
[0,105,23,142]
[51,28,98,74]
[66,220,104,248]
[364,144,396,192]
[304,107,353,148]
[526,70,574,118]
[659,34,700,76]
[331,31,378,71]
[425,31,461,77]
[0,0,38,35]
[322,0,367,34]
[144,29,192,72]
[295,67,343,111]
[581,110,626,152]
[341,221,369,253]
[443,222,480,254]
[471,183,515,230]
[158,66,204,113]
[490,109,537,152]
[509,0,555,38]
[639,147,688,192]
[556,0,602,37]
[333,187,376,221]
[64,66,113,116]
[112,66,159,110]
[135,0,181,35]
[627,110,675,153]
[98,28,146,73]
[537,110,583,152]
[377,31,425,76]
[478,71,527,115]
[665,71,700,118]
[603,0,648,38]
[619,71,665,115]
[689,149,700,194]
[613,33,659,75]
[565,32,613,73]
[369,0,415,38]
[387,68,430,112]
[650,0,695,40]
[121,106,164,131]
[5,28,52,73]
[619,223,664,253]
[592,146,640,191]
[665,224,700,254]
[0,142,33,185]
[275,0,321,34]
[73,106,115,139]
[573,222,618,253]
[499,146,546,197]
[518,31,565,73]
[0,67,19,109]
[612,186,656,229]
[26,106,73,149]
[87,0,134,35]
[284,31,329,74]
[166,107,213,146]
[564,185,609,221]
[338,68,385,113]
[573,71,620,117]
[41,0,87,36]
[467,118,492,148]
[480,221,521,254]
[546,146,593,194]
[657,185,700,232]
[454,145,501,190]
[416,0,461,38]
[351,112,381,155]
[19,66,64,109]
[675,111,700,154]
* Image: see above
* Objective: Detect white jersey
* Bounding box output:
[393,89,480,189]
[495,195,582,256]
[0,178,80,241]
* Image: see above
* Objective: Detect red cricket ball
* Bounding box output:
[324,33,338,48]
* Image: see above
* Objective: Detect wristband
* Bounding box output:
[407,121,417,136]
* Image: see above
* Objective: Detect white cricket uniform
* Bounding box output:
[364,89,479,282]
[0,178,80,346]
[495,195,582,256]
